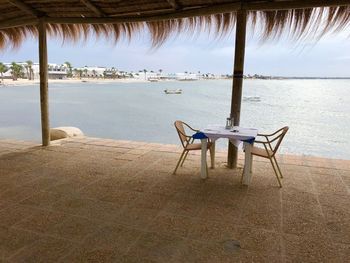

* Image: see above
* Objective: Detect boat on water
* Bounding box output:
[148,78,159,82]
[243,96,261,102]
[164,89,182,94]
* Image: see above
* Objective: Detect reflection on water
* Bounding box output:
[0,79,349,159]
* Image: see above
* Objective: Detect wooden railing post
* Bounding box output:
[227,9,247,168]
[38,19,50,146]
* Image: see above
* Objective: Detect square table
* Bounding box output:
[198,125,258,185]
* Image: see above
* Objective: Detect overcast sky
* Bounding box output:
[1,27,349,77]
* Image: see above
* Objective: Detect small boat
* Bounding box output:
[148,78,159,82]
[243,96,261,102]
[164,89,182,94]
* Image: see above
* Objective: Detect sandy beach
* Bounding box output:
[0,78,151,86]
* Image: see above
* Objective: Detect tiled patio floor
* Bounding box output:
[0,137,349,262]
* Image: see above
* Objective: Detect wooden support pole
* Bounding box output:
[38,19,50,146]
[227,9,247,169]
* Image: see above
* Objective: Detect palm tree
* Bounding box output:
[111,67,117,79]
[64,61,73,78]
[10,62,23,81]
[92,69,96,78]
[83,68,88,78]
[143,69,147,80]
[25,60,34,80]
[158,69,163,76]
[73,68,82,79]
[0,62,8,83]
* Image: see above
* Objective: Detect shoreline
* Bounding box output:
[1,77,349,87]
[0,78,153,87]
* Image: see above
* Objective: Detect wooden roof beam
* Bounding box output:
[0,17,38,29]
[80,0,106,17]
[7,0,43,17]
[166,0,181,10]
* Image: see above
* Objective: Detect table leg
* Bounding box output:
[210,141,215,169]
[201,138,208,179]
[242,142,252,185]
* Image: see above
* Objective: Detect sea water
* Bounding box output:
[0,79,349,159]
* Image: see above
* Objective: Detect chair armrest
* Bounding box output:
[176,129,193,140]
[258,127,285,137]
[256,134,270,143]
[182,122,199,132]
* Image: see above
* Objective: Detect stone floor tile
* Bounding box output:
[128,193,171,210]
[234,226,282,254]
[283,233,341,263]
[179,239,241,263]
[318,193,350,222]
[281,187,319,205]
[99,189,143,206]
[49,215,102,243]
[240,205,281,232]
[83,224,143,250]
[147,212,197,238]
[311,174,348,195]
[188,219,237,242]
[335,243,350,262]
[197,201,243,225]
[8,236,75,263]
[326,219,350,244]
[52,196,122,222]
[282,200,325,235]
[19,191,66,209]
[63,225,143,262]
[114,207,160,230]
[0,186,38,203]
[162,194,205,218]
[62,246,124,262]
[0,205,36,227]
[0,226,39,259]
[123,232,187,262]
[13,210,68,234]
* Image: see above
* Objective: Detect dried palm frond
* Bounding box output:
[0,6,349,49]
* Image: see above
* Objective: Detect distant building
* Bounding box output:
[175,72,198,81]
[2,62,68,80]
[75,66,106,78]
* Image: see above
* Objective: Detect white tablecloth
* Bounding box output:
[201,125,258,147]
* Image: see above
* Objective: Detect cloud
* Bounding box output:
[335,55,350,61]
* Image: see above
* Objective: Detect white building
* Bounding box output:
[133,71,158,80]
[2,62,68,80]
[175,72,198,81]
[75,66,106,78]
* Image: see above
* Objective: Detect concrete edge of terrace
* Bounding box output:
[50,127,84,141]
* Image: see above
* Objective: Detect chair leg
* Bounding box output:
[273,156,283,178]
[173,150,186,174]
[180,151,189,167]
[269,157,282,188]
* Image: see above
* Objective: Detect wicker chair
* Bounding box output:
[173,120,214,174]
[246,126,289,187]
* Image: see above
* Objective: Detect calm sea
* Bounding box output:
[0,79,349,159]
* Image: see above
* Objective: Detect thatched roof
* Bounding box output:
[1,0,350,48]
